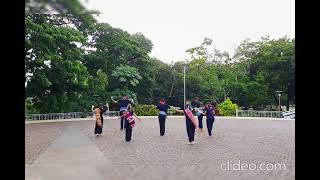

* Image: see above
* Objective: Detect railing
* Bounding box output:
[281,110,295,119]
[236,110,283,118]
[25,111,120,121]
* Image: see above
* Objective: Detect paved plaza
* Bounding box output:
[25,117,295,180]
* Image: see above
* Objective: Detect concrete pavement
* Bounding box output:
[26,117,295,180]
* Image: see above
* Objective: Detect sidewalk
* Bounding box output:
[25,123,112,180]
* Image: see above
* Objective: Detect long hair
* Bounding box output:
[127,103,133,112]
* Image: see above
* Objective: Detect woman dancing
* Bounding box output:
[94,104,106,136]
[122,103,141,142]
[111,96,132,130]
[174,101,198,145]
[203,102,215,136]
[156,99,171,136]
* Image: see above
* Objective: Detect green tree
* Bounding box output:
[131,32,153,53]
[25,14,90,113]
[111,65,142,90]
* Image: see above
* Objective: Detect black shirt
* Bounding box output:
[118,99,131,110]
[204,106,215,119]
[156,104,170,114]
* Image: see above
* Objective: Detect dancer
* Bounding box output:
[111,96,132,130]
[122,103,141,142]
[174,101,198,145]
[192,97,204,132]
[156,99,170,136]
[94,104,106,136]
[196,104,205,132]
[203,102,215,136]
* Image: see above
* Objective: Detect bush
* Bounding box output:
[218,98,238,116]
[25,98,39,114]
[134,104,159,116]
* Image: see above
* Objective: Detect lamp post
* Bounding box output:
[287,82,290,111]
[278,93,281,111]
[184,65,186,107]
[276,91,283,111]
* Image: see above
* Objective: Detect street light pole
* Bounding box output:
[184,65,186,107]
[276,90,283,111]
[287,82,290,111]
[278,93,281,111]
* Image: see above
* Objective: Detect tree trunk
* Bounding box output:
[169,83,174,97]
[169,71,176,97]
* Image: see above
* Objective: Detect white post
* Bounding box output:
[184,65,186,107]
[278,93,281,111]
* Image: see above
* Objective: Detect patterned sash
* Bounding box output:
[185,108,198,128]
[123,111,135,128]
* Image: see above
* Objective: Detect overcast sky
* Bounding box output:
[80,0,295,64]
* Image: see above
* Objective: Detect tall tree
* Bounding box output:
[131,32,153,54]
[25,14,91,113]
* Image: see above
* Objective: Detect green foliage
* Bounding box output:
[25,98,39,114]
[134,104,159,116]
[218,98,238,116]
[111,65,142,88]
[150,58,178,98]
[131,32,153,53]
[174,36,295,110]
[25,13,295,114]
[25,14,91,113]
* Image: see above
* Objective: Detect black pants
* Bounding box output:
[124,119,132,141]
[120,111,125,130]
[94,118,103,134]
[206,117,215,136]
[186,119,195,142]
[198,114,203,129]
[158,114,166,136]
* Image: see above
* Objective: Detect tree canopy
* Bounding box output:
[25,13,295,113]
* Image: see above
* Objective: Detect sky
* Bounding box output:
[80,0,295,64]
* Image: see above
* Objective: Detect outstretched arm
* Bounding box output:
[111,96,118,104]
[169,104,181,109]
[133,113,142,121]
[174,109,184,113]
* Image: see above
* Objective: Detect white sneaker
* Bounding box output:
[188,141,195,145]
